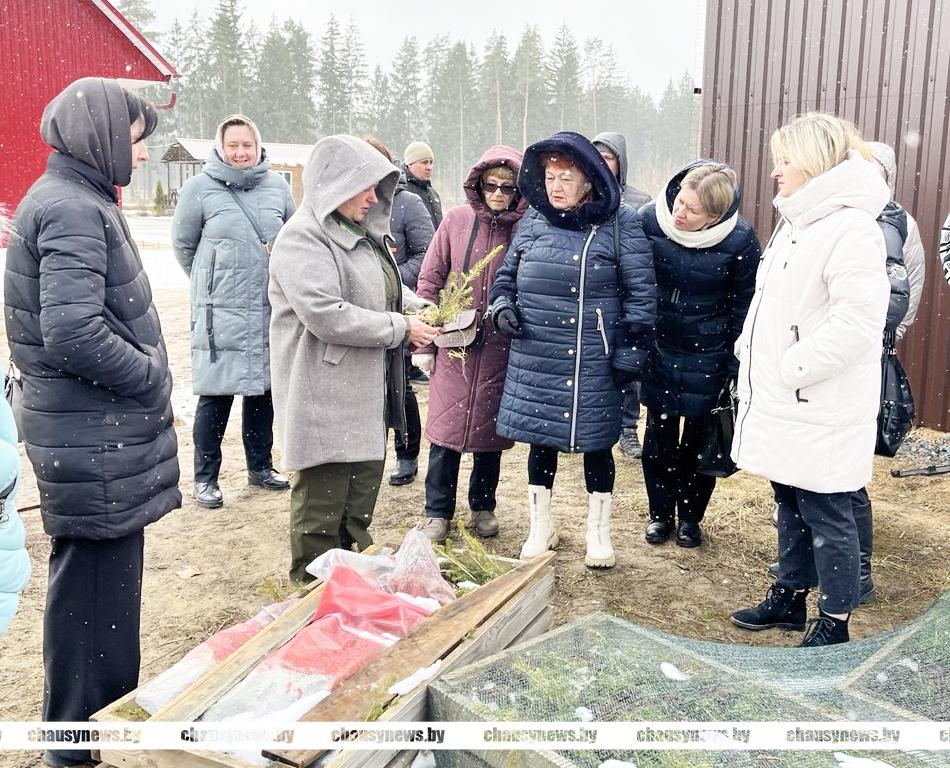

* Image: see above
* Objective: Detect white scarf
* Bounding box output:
[655,187,739,249]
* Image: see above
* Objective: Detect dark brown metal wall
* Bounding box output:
[700,0,950,430]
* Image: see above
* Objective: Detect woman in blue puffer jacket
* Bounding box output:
[639,162,760,549]
[0,395,30,634]
[490,131,656,569]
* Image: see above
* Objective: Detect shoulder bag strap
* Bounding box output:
[461,217,481,272]
[220,182,272,255]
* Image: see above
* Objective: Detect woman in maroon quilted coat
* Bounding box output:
[414,145,527,544]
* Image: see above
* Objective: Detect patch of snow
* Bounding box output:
[388,660,442,696]
[660,662,689,681]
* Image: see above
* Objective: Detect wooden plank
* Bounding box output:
[508,604,554,646]
[98,747,267,768]
[145,547,381,723]
[266,552,555,768]
[322,568,553,768]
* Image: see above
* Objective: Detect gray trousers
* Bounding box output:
[621,383,642,430]
[289,460,384,584]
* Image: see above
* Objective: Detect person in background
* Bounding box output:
[730,113,889,647]
[173,115,295,509]
[638,161,760,548]
[268,135,439,585]
[365,137,433,488]
[4,77,181,767]
[0,395,29,636]
[867,142,925,341]
[592,131,652,460]
[414,145,528,544]
[490,131,656,569]
[402,140,443,229]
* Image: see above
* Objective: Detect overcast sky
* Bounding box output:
[152,0,707,101]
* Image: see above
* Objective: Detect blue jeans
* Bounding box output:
[774,482,861,614]
[621,383,641,430]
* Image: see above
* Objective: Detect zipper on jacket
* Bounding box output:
[0,474,16,525]
[595,308,609,355]
[206,251,217,295]
[206,251,218,363]
[733,219,788,457]
[569,224,598,451]
[671,288,681,304]
[790,324,808,403]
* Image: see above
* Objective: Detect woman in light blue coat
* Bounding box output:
[0,396,30,634]
[173,115,296,509]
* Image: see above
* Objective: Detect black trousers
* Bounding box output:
[43,531,144,765]
[528,445,615,494]
[425,445,502,519]
[393,380,421,461]
[642,411,716,525]
[774,481,861,614]
[194,392,274,482]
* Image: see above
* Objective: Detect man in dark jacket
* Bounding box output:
[593,131,652,459]
[392,169,436,289]
[4,78,181,768]
[401,140,443,229]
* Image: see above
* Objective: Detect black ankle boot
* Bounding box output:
[645,519,674,544]
[731,583,808,631]
[799,609,850,647]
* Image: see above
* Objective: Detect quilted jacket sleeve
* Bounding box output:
[37,199,167,408]
[611,207,657,374]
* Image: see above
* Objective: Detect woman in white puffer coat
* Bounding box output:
[729,113,890,648]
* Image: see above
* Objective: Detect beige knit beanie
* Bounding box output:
[404,140,434,165]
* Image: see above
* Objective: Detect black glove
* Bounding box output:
[612,367,638,390]
[493,306,524,338]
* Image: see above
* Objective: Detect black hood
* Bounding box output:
[662,159,742,224]
[519,131,621,230]
[40,77,134,188]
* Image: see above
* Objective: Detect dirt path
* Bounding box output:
[0,281,948,768]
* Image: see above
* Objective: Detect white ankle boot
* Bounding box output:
[520,485,558,559]
[585,491,615,568]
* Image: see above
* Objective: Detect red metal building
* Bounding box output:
[0,0,177,216]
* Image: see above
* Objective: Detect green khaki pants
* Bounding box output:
[289,460,385,584]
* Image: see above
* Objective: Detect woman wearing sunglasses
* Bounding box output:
[414,146,528,544]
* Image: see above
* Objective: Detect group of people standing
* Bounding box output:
[0,74,941,767]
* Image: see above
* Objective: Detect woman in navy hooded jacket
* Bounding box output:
[490,132,656,569]
[639,162,760,548]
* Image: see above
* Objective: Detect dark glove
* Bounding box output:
[612,367,638,390]
[493,306,524,338]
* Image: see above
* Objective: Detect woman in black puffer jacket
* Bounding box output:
[639,161,760,548]
[490,131,656,569]
[4,78,180,766]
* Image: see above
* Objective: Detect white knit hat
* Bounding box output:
[404,140,434,165]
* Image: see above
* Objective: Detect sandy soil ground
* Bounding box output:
[0,217,947,767]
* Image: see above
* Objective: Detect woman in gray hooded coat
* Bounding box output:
[173,115,296,509]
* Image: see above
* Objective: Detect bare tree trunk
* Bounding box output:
[495,66,503,145]
[522,58,530,150]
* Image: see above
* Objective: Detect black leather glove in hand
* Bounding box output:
[494,307,524,338]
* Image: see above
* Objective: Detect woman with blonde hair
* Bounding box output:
[638,161,760,548]
[730,112,891,647]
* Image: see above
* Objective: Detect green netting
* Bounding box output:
[428,592,950,768]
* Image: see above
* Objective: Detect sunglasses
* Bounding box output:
[483,182,517,196]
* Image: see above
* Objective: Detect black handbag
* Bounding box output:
[697,381,739,478]
[3,360,23,441]
[875,345,915,457]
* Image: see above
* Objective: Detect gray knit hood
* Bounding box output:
[592,131,629,187]
[300,134,400,249]
[867,141,897,196]
[40,77,134,187]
